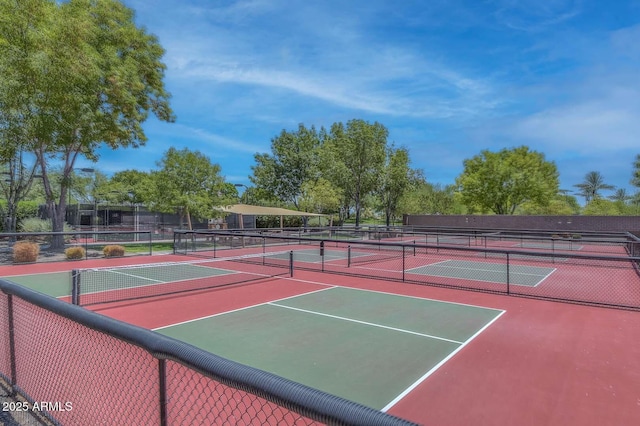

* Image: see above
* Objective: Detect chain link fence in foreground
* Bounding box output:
[0,280,415,426]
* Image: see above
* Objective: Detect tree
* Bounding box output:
[299,178,342,217]
[251,124,321,209]
[398,175,462,216]
[322,119,388,226]
[632,154,640,188]
[0,0,174,248]
[582,198,622,216]
[456,146,559,215]
[0,151,40,235]
[573,171,614,203]
[151,148,227,230]
[110,169,154,205]
[0,0,50,235]
[376,147,412,226]
[517,194,580,215]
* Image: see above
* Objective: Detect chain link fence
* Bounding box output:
[175,230,640,311]
[0,280,415,425]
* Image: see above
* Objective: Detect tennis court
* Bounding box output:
[3,271,71,298]
[154,286,504,411]
[3,229,640,426]
[266,247,386,264]
[407,260,556,287]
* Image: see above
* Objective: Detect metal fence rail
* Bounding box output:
[175,230,640,311]
[0,279,415,426]
[0,231,156,265]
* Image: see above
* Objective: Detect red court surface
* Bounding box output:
[2,256,640,426]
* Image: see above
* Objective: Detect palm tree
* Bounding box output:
[573,171,614,203]
[608,188,630,203]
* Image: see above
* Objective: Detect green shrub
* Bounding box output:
[18,219,74,242]
[19,217,51,233]
[103,245,125,257]
[65,246,86,260]
[13,241,39,263]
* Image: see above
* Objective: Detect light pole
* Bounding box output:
[234,183,250,204]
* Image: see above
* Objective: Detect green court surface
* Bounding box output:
[517,242,583,251]
[3,272,71,298]
[155,286,504,410]
[407,260,555,287]
[80,262,236,291]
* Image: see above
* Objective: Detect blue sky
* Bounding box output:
[85,0,640,199]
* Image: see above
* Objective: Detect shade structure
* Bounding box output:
[216,204,328,228]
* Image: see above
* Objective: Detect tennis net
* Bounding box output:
[72,251,293,306]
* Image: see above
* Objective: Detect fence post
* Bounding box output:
[347,245,351,267]
[7,294,17,395]
[158,359,167,426]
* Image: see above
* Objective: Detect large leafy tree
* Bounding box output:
[456,146,559,215]
[398,172,462,215]
[151,148,227,230]
[109,169,154,205]
[299,178,342,217]
[377,147,412,226]
[322,119,388,226]
[0,0,50,234]
[573,171,614,203]
[251,124,321,209]
[0,0,174,247]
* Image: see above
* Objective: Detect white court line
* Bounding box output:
[153,286,336,330]
[534,268,558,287]
[80,269,244,296]
[107,269,165,283]
[323,285,505,312]
[381,309,507,412]
[417,261,551,278]
[352,262,550,287]
[268,302,464,345]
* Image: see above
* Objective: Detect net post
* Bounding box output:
[506,253,510,295]
[289,250,294,277]
[71,269,80,305]
[347,245,351,267]
[402,244,406,282]
[320,241,325,272]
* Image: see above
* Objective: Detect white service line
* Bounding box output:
[381,309,506,412]
[153,285,336,330]
[268,302,464,345]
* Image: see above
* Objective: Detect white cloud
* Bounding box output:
[512,98,640,153]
